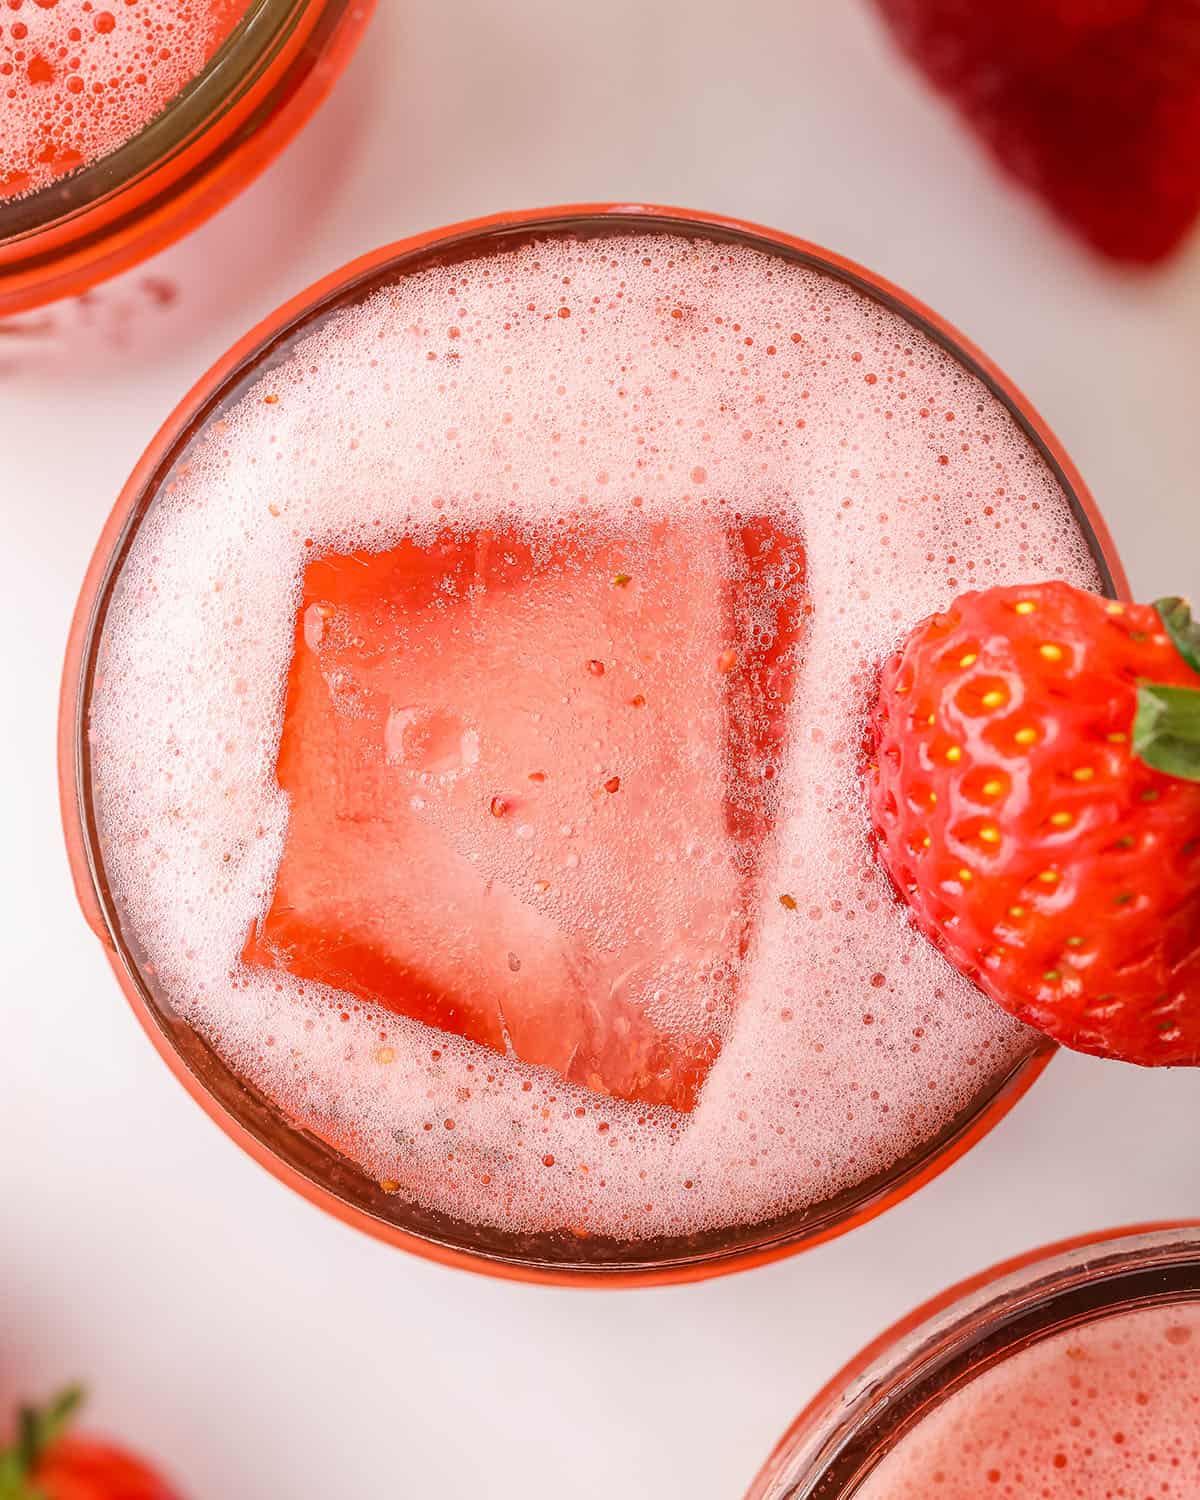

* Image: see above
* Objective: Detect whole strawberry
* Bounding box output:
[869,582,1200,1065]
[0,1388,181,1500]
[871,0,1200,263]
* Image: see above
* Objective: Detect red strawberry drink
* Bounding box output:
[1,0,252,200]
[68,210,1114,1272]
[856,1299,1200,1499]
[747,1226,1200,1500]
[0,0,373,315]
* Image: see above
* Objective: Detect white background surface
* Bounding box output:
[3,3,1200,1496]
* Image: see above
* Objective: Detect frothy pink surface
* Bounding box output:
[859,1301,1200,1498]
[87,230,1103,1243]
[0,0,250,200]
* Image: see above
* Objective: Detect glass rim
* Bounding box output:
[746,1221,1200,1498]
[0,0,372,316]
[1,0,308,242]
[59,202,1129,1286]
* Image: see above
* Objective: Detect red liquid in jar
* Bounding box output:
[1,0,252,200]
[858,1301,1200,1498]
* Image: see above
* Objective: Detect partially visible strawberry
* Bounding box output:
[870,0,1200,263]
[0,1388,181,1500]
[868,582,1200,1065]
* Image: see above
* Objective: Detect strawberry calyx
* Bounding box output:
[0,1387,85,1500]
[1132,598,1200,784]
[1156,596,1200,674]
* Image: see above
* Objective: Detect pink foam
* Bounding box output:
[1,0,249,200]
[860,1301,1200,1498]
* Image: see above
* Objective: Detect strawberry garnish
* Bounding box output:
[0,1388,180,1500]
[870,0,1200,264]
[869,582,1200,1065]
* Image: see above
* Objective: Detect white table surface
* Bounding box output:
[3,3,1199,1496]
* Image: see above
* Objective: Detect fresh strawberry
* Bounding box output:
[870,0,1200,263]
[0,1388,181,1500]
[868,582,1200,1064]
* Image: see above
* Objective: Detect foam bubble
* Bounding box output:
[0,0,248,201]
[86,231,1103,1243]
[859,1301,1200,1497]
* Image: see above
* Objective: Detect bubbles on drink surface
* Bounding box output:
[0,0,250,200]
[88,230,1102,1241]
[858,1302,1200,1498]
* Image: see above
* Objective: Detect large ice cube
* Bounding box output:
[244,518,805,1111]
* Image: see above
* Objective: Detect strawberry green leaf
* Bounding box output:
[1154,597,1200,676]
[0,1387,84,1500]
[0,1445,43,1500]
[0,1451,27,1500]
[1134,680,1200,782]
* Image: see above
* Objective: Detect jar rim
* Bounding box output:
[0,0,301,243]
[748,1222,1200,1499]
